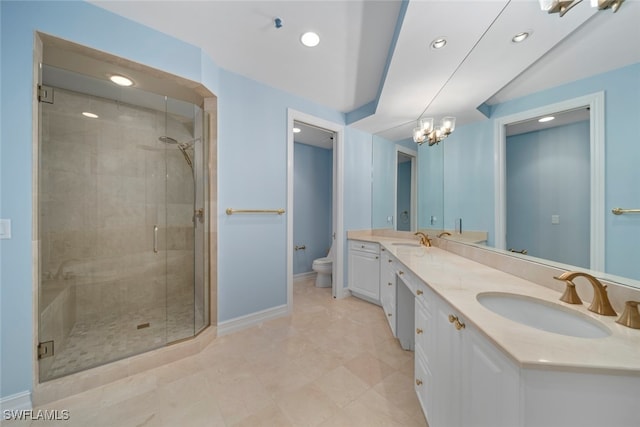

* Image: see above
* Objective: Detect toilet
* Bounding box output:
[312,242,334,288]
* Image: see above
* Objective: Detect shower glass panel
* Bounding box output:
[38,65,207,381]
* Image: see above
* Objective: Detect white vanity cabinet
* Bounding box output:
[414,282,519,427]
[379,248,396,334]
[348,240,381,303]
[364,240,640,427]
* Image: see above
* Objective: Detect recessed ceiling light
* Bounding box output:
[110,75,133,87]
[293,127,301,133]
[538,116,555,123]
[82,112,99,119]
[300,32,320,47]
[431,37,447,49]
[512,31,531,43]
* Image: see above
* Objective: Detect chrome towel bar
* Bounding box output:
[225,208,285,215]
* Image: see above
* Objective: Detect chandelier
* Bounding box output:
[539,0,624,17]
[412,117,456,146]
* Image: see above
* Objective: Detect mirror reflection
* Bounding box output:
[506,107,590,268]
[371,136,418,231]
[372,4,640,286]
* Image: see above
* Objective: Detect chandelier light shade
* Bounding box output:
[539,0,624,16]
[413,116,456,146]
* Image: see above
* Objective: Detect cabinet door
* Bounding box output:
[348,250,380,301]
[461,325,520,427]
[415,352,434,422]
[431,303,463,427]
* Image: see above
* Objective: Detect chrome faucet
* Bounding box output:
[553,271,617,316]
[414,232,432,247]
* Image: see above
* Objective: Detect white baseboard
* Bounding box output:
[217,304,288,336]
[293,271,316,281]
[0,391,32,411]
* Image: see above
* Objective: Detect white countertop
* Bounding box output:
[348,232,640,375]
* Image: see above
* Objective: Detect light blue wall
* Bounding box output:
[372,135,394,229]
[444,62,640,276]
[416,139,444,230]
[0,1,357,399]
[343,127,373,286]
[293,143,333,275]
[443,120,495,243]
[397,161,411,231]
[507,121,590,267]
[217,70,344,321]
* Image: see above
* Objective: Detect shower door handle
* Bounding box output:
[153,225,158,253]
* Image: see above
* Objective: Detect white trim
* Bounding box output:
[494,92,605,271]
[217,304,288,337]
[287,109,345,304]
[395,145,418,231]
[0,391,33,412]
[293,271,317,281]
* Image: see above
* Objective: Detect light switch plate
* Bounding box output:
[551,215,560,225]
[0,219,11,239]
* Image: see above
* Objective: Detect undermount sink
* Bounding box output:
[477,292,611,338]
[392,242,421,247]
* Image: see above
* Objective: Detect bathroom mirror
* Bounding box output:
[439,74,639,286]
[375,4,639,287]
[371,135,426,232]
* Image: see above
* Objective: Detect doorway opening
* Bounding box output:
[494,92,604,271]
[287,110,344,310]
[292,121,334,286]
[506,108,590,267]
[395,146,417,231]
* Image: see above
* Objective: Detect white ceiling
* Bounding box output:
[91,0,640,142]
[294,121,334,149]
[506,107,590,136]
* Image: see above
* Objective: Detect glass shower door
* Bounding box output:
[38,74,170,381]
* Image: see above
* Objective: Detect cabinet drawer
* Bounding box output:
[349,240,380,254]
[415,281,434,311]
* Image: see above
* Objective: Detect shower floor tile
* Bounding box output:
[42,296,200,381]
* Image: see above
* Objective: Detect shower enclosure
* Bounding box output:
[37,64,209,381]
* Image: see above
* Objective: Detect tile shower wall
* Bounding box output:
[39,87,196,380]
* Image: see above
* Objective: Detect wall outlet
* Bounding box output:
[0,219,11,239]
[551,215,560,225]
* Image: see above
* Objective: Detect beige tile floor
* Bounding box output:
[5,277,428,427]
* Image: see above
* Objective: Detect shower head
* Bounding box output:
[158,136,179,144]
[158,136,194,172]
